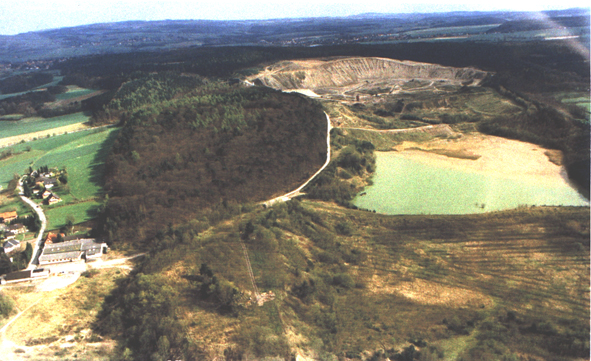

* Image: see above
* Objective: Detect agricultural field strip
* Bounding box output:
[0,112,90,139]
[0,123,111,149]
[1,128,117,233]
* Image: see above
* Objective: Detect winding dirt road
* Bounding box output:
[261,112,332,207]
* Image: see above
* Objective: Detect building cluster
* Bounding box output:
[24,168,63,205]
[1,211,27,254]
[1,165,108,285]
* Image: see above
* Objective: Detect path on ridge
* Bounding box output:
[243,112,332,305]
[261,112,332,207]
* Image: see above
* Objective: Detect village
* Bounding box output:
[0,166,108,285]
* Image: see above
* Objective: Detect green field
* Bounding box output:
[353,152,589,214]
[0,127,118,228]
[0,112,90,139]
[45,200,102,229]
[558,92,590,112]
[34,75,64,89]
[55,86,97,101]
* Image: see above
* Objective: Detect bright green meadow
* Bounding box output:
[353,152,590,214]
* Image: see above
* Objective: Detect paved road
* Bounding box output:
[16,179,47,270]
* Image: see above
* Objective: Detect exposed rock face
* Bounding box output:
[250,57,488,90]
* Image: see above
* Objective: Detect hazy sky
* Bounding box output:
[0,0,588,35]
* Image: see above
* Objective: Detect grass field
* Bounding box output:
[55,86,98,101]
[0,127,118,229]
[0,112,90,139]
[557,91,590,113]
[45,200,103,230]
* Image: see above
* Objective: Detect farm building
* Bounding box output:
[3,238,20,253]
[6,223,27,235]
[1,268,50,284]
[46,194,62,205]
[37,177,58,189]
[39,238,108,265]
[0,211,18,223]
[45,232,65,244]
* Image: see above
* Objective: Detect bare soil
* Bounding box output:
[390,133,575,187]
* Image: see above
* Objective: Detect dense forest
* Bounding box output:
[97,77,327,247]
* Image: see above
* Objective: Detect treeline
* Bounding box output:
[53,42,588,92]
[0,90,56,117]
[0,72,53,94]
[305,128,376,206]
[96,80,327,247]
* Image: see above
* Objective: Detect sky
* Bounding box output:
[0,0,589,36]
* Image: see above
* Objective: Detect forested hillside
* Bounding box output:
[97,77,327,247]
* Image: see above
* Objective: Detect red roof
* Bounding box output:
[0,211,17,220]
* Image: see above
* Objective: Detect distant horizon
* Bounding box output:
[0,1,589,36]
